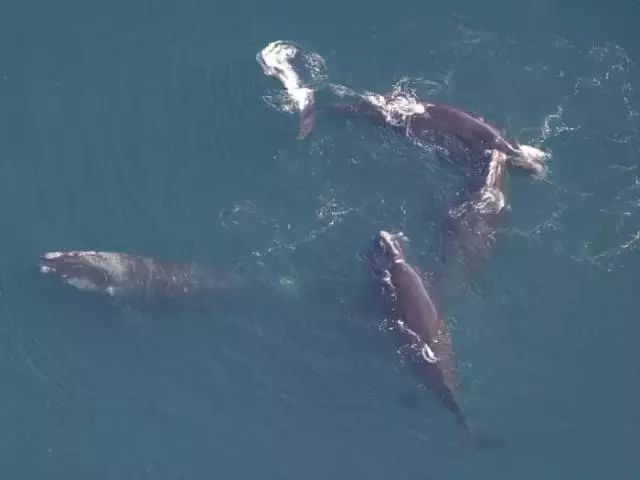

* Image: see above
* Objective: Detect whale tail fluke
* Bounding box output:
[461,424,507,450]
[297,98,315,139]
[448,398,506,451]
[509,144,550,179]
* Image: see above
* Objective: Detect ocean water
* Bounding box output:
[1,0,639,478]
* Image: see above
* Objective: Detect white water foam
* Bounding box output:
[330,79,426,128]
[332,78,550,180]
[257,40,327,115]
[511,145,550,179]
[510,40,640,272]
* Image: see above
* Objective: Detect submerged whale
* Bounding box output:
[327,87,549,178]
[440,150,509,298]
[39,251,243,303]
[368,230,501,448]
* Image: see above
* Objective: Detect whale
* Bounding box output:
[368,230,502,448]
[326,86,549,178]
[439,149,509,298]
[39,251,243,304]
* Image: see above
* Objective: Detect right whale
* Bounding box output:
[326,87,549,178]
[39,250,244,304]
[39,250,300,315]
[440,149,510,299]
[367,230,503,449]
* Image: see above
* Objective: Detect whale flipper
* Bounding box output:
[298,99,315,139]
[462,424,507,450]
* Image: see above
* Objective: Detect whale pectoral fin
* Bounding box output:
[420,343,439,363]
[297,101,315,139]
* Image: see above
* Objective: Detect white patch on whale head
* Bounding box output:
[378,230,405,260]
[43,251,63,260]
[75,250,99,257]
[77,252,131,284]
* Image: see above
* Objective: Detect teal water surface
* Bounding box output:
[0,1,639,478]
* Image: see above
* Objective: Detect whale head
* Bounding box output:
[39,251,123,294]
[368,230,408,274]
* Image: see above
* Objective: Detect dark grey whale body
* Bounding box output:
[327,90,548,177]
[420,103,515,151]
[331,97,514,151]
[368,231,501,448]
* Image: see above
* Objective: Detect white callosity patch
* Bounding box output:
[80,252,131,284]
[40,251,135,292]
[378,230,405,261]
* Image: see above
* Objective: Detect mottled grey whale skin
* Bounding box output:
[368,231,502,449]
[39,251,242,303]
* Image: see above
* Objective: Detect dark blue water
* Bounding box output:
[1,1,639,478]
